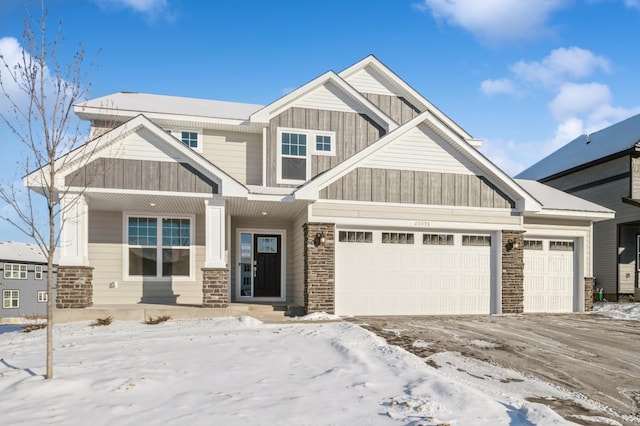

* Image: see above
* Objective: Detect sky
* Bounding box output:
[2,304,638,424]
[1,0,640,243]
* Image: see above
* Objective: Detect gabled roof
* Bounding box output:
[0,241,59,264]
[295,110,542,213]
[249,70,398,132]
[517,113,640,181]
[515,179,614,220]
[25,115,249,198]
[339,55,478,145]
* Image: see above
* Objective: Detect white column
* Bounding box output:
[59,193,89,266]
[204,198,226,268]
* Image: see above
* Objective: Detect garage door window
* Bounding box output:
[382,232,414,244]
[462,235,491,246]
[549,241,573,251]
[423,234,453,245]
[524,240,543,250]
[338,231,372,243]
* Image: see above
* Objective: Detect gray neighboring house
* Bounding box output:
[518,113,640,302]
[0,241,57,318]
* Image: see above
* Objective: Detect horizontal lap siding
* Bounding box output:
[202,130,262,185]
[320,168,513,208]
[546,156,629,192]
[267,107,385,187]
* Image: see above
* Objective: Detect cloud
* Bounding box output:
[548,82,611,121]
[91,0,174,21]
[414,0,568,44]
[624,0,640,9]
[479,78,520,96]
[0,37,25,105]
[510,47,611,88]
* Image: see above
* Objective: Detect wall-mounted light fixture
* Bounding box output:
[314,232,326,247]
[505,239,519,252]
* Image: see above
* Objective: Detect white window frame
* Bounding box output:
[4,263,27,279]
[123,213,195,281]
[34,265,43,280]
[3,290,19,308]
[37,290,48,303]
[276,127,336,184]
[169,129,203,152]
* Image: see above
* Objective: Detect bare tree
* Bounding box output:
[0,1,100,379]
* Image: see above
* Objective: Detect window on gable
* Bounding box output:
[315,134,333,154]
[4,263,27,279]
[281,132,307,181]
[127,216,192,278]
[181,131,199,149]
[3,290,19,308]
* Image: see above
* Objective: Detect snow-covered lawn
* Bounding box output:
[0,303,636,425]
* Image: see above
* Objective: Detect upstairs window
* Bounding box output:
[181,131,199,148]
[314,133,334,155]
[4,263,27,279]
[277,128,336,183]
[35,265,43,280]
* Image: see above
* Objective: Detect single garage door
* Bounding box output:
[335,230,492,316]
[523,239,576,313]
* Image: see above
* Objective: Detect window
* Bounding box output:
[423,234,454,245]
[127,216,192,278]
[382,232,414,244]
[281,132,307,181]
[181,131,199,149]
[550,240,574,251]
[37,291,48,303]
[277,128,336,183]
[34,265,43,280]
[338,231,372,243]
[3,290,19,308]
[524,240,543,250]
[4,263,27,279]
[462,235,491,246]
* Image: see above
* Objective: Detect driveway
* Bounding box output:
[348,313,640,424]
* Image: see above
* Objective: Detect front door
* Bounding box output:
[253,234,282,298]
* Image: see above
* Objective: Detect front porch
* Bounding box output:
[52,302,306,324]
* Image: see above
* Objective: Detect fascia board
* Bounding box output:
[525,209,615,222]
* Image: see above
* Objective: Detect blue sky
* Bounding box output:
[1,0,640,243]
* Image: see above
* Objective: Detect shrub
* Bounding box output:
[92,316,113,326]
[145,315,171,325]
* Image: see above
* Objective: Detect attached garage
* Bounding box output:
[335,229,493,316]
[523,238,576,313]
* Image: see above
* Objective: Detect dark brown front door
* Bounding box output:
[253,234,281,298]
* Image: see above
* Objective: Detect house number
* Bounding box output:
[414,221,430,227]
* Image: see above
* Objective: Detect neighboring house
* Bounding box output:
[24,55,613,316]
[0,241,57,318]
[518,114,640,302]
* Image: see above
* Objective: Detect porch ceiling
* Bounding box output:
[84,190,309,220]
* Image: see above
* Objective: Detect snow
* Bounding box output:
[592,301,640,321]
[1,306,637,425]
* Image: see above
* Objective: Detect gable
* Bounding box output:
[344,67,403,97]
[289,81,370,115]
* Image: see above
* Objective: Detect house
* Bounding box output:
[0,241,57,319]
[24,55,613,316]
[518,114,640,302]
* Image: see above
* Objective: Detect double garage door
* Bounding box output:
[335,229,577,316]
[335,230,493,316]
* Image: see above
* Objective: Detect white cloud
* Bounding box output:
[414,0,568,44]
[510,47,611,88]
[479,78,520,96]
[91,0,174,21]
[548,82,611,121]
[624,0,640,9]
[0,37,25,106]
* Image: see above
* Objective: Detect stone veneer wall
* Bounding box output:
[202,268,229,308]
[303,223,335,314]
[56,266,94,308]
[584,277,594,312]
[501,230,524,314]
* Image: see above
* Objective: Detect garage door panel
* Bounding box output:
[524,240,575,313]
[336,230,491,316]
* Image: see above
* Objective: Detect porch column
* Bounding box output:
[501,230,525,314]
[57,193,93,308]
[303,223,335,314]
[202,197,228,308]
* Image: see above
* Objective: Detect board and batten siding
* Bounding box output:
[202,130,262,185]
[266,107,385,187]
[320,168,513,209]
[66,158,218,194]
[88,210,204,305]
[362,93,421,125]
[632,156,640,199]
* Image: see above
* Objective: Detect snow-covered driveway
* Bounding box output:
[351,306,640,424]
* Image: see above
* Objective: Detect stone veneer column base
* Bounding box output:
[56,266,94,308]
[202,268,229,308]
[584,277,594,312]
[304,223,335,314]
[501,230,524,314]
